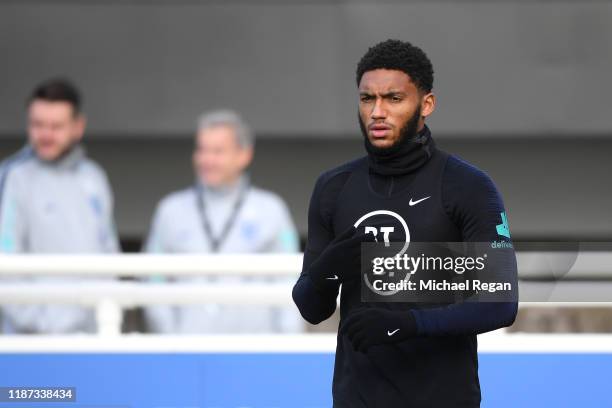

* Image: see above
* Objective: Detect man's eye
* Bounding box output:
[360,96,372,102]
[391,96,402,102]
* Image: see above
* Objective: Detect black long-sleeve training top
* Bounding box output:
[292,125,518,408]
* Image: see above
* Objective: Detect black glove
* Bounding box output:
[307,226,374,292]
[339,307,418,353]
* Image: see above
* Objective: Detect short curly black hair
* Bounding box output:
[356,39,434,93]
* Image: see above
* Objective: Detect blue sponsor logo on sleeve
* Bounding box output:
[496,211,511,239]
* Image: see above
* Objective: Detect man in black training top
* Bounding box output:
[292,40,518,407]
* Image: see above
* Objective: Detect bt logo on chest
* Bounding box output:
[353,209,410,253]
[353,209,412,296]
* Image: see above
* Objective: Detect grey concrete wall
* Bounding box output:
[1,1,611,245]
[1,1,611,136]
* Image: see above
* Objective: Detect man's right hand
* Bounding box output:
[307,226,374,292]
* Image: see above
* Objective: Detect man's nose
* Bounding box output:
[370,98,386,119]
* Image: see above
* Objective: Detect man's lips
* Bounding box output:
[36,141,57,148]
[368,124,392,138]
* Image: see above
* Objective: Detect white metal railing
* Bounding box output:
[1,253,612,336]
[2,332,612,353]
[0,254,302,335]
[0,282,295,336]
[0,251,610,278]
[0,254,303,277]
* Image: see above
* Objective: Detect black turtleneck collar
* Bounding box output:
[365,124,436,176]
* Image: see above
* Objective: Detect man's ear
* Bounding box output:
[239,147,254,170]
[420,93,436,118]
[74,114,86,141]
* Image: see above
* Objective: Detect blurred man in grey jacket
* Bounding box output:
[0,145,33,213]
[144,110,302,333]
[0,78,119,334]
